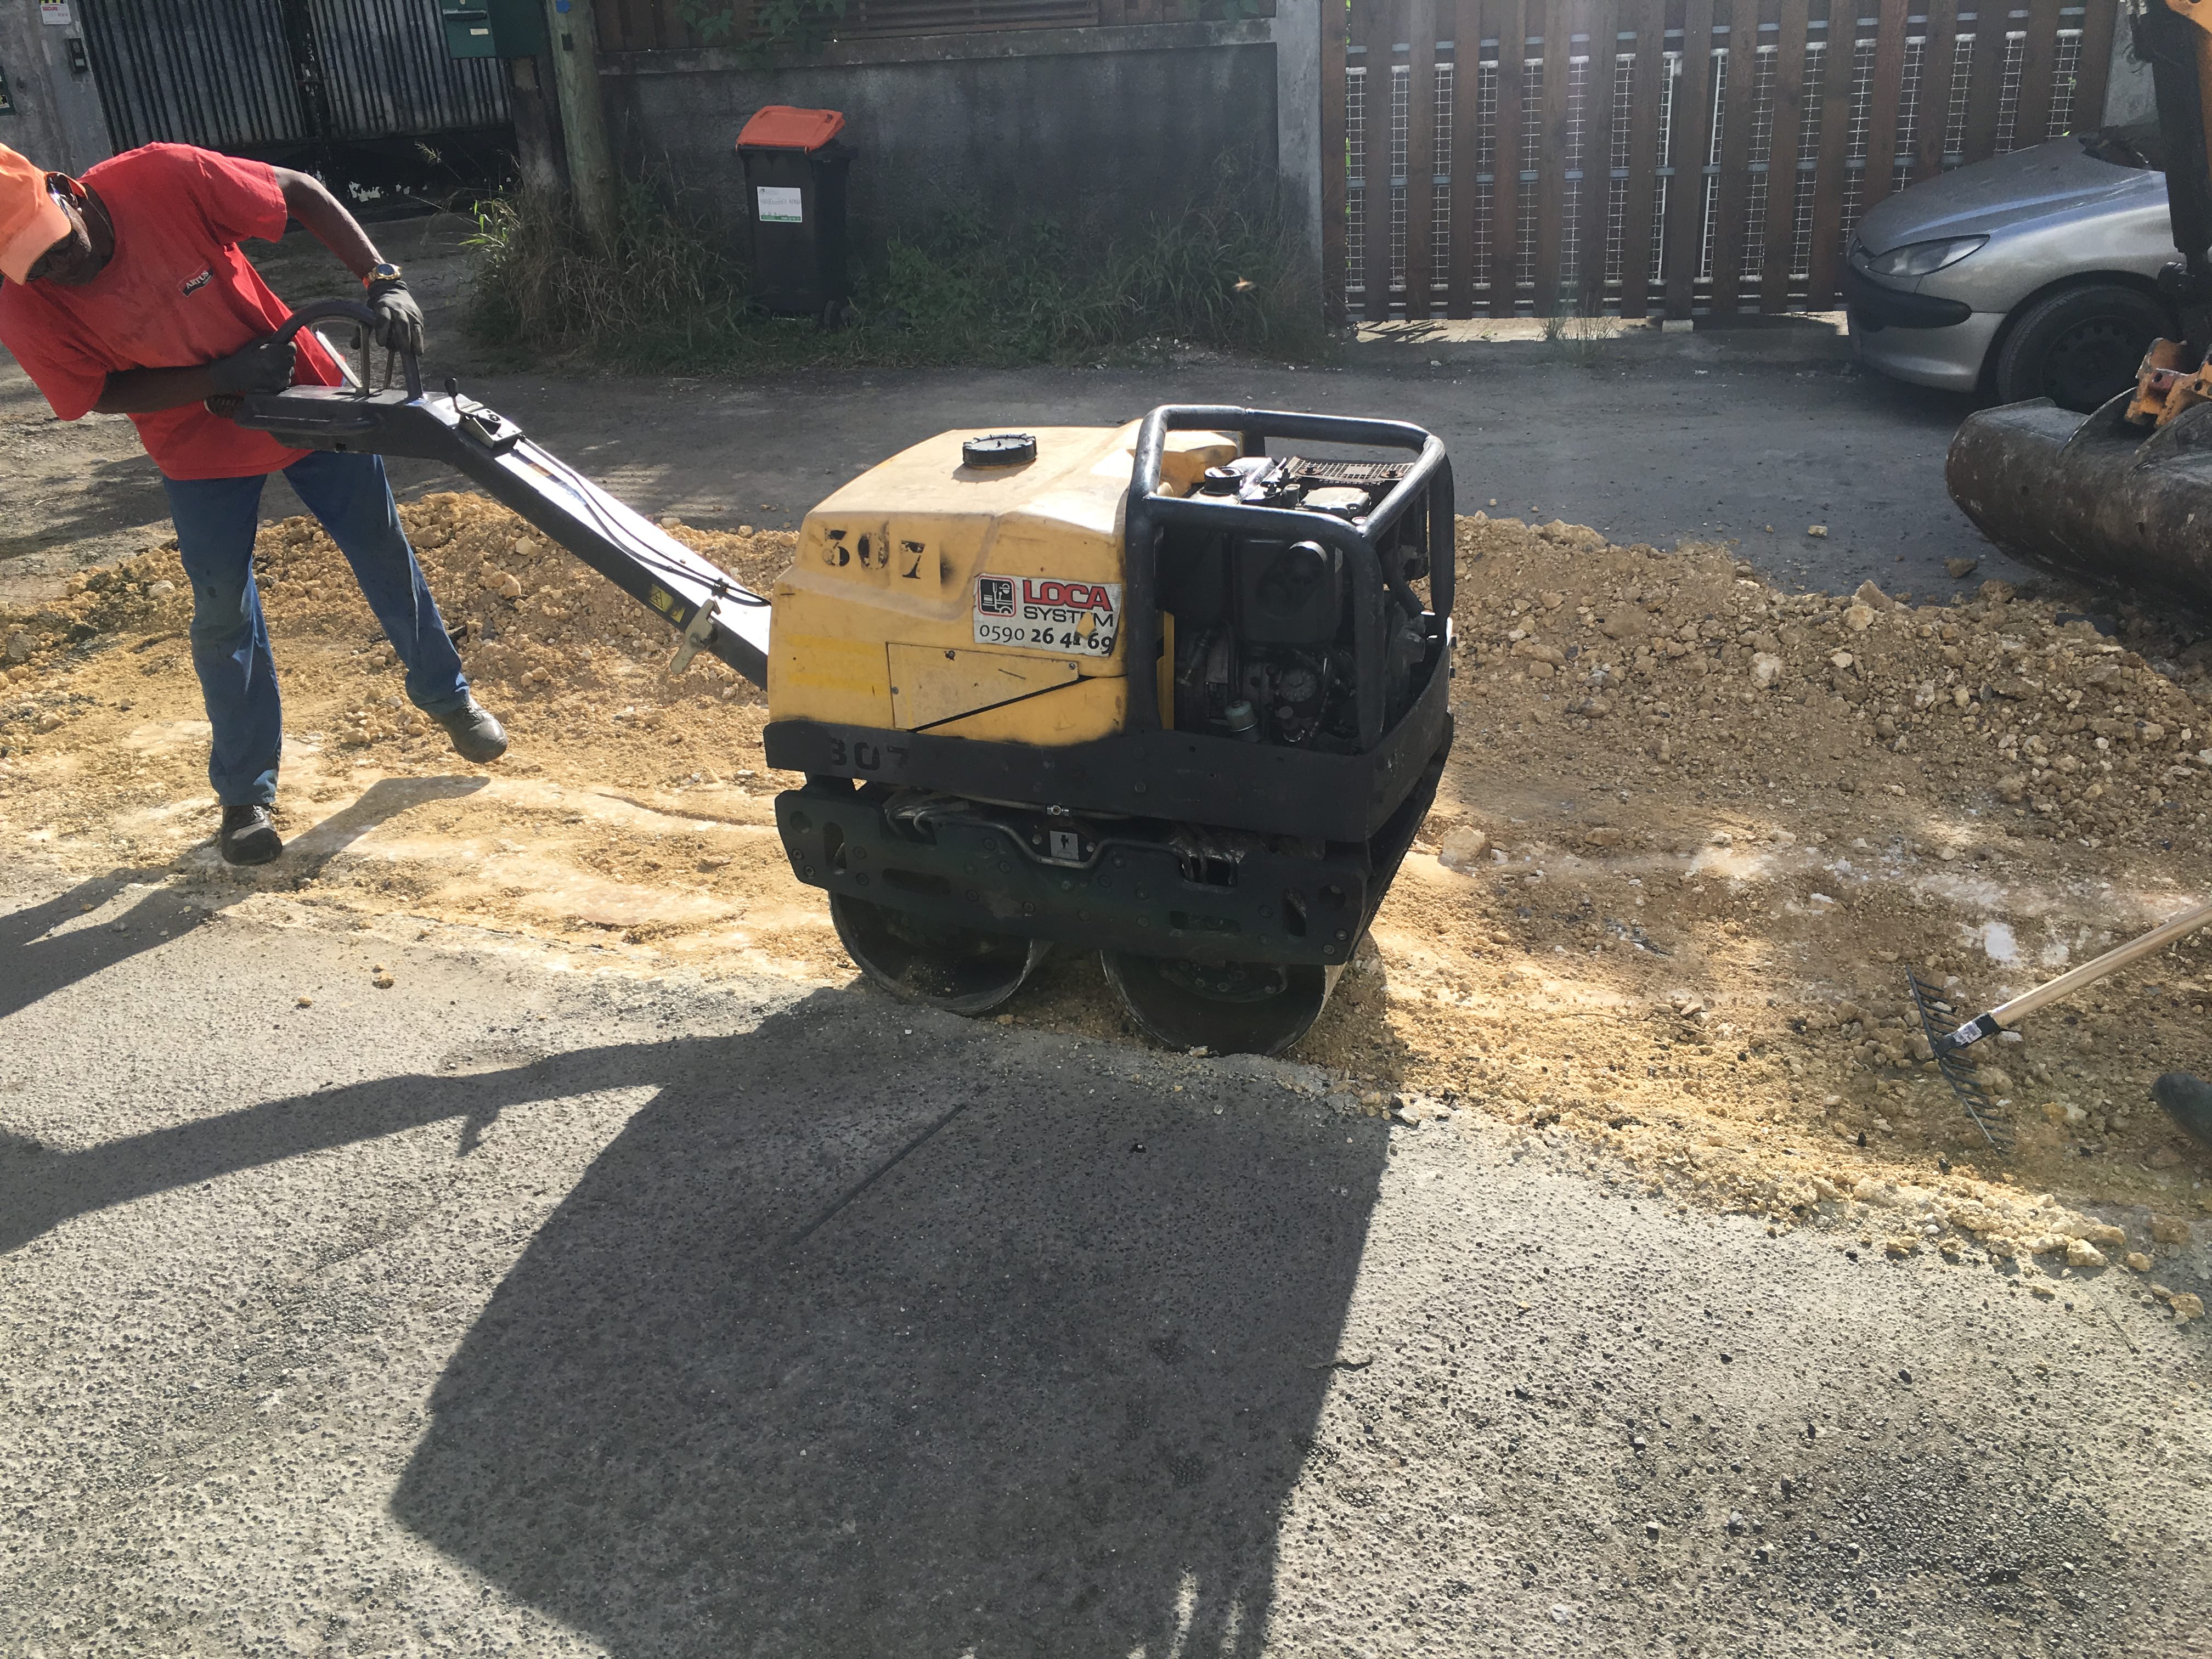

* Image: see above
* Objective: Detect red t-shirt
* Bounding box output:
[0,143,343,481]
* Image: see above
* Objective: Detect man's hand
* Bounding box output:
[364,275,424,358]
[272,170,423,356]
[206,335,298,396]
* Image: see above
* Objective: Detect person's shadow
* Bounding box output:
[0,774,486,1025]
[2,985,1389,1657]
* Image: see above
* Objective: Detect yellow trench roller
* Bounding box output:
[227,335,1455,1053]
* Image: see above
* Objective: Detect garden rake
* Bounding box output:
[1909,895,2212,1152]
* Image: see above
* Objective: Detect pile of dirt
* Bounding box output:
[4,494,2207,1288]
[1310,513,2211,1275]
[1444,512,2212,850]
[2,493,798,795]
[5,491,787,705]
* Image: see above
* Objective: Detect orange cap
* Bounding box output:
[0,144,72,284]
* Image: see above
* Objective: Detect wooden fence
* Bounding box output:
[1324,0,2118,319]
[594,0,1267,51]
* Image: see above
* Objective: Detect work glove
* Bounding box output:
[206,334,297,396]
[364,275,425,358]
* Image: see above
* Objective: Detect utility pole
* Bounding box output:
[543,0,617,251]
[507,53,567,198]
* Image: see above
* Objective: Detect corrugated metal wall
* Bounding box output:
[78,0,508,154]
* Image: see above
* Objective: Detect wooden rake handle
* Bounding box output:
[1940,896,2212,1053]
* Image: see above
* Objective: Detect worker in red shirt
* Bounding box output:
[0,141,506,866]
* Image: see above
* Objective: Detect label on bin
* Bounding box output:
[755,185,804,224]
[974,574,1120,658]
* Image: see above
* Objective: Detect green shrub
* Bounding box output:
[464,168,1322,370]
[464,175,751,365]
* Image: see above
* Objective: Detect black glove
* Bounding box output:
[364,275,424,358]
[206,334,297,396]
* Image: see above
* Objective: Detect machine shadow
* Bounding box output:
[390,998,1390,1658]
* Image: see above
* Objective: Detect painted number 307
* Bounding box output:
[823,737,907,771]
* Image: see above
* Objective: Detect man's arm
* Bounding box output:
[92,332,298,414]
[275,167,421,356]
[88,166,398,413]
[93,364,219,414]
[273,168,381,278]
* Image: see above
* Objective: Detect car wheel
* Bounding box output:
[1992,284,2169,411]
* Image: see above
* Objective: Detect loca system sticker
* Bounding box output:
[974,574,1120,657]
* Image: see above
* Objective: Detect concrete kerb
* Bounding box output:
[1350,311,1855,368]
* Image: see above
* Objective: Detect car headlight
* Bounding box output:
[1864,236,1988,279]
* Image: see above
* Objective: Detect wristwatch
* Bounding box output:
[363,261,403,286]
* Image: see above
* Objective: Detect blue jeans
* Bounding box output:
[162,450,469,806]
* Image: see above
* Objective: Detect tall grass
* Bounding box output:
[465,176,753,363]
[1540,306,1615,365]
[464,169,1323,370]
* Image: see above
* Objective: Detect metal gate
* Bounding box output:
[77,0,510,186]
[1324,0,2119,320]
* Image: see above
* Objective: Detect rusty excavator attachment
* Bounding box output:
[1949,0,2212,600]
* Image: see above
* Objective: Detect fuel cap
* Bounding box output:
[962,432,1037,468]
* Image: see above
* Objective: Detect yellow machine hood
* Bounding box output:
[766,424,1235,740]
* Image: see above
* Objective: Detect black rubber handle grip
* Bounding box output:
[272,296,424,400]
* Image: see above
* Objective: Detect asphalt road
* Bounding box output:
[1,217,2016,607]
[4,867,2208,1657]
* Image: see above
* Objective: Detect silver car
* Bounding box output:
[1845,130,2176,410]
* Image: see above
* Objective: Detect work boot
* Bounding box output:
[217,803,282,866]
[2153,1071,2212,1149]
[433,697,509,764]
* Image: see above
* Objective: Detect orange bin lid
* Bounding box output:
[735,106,846,152]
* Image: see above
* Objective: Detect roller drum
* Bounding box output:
[1099,953,1347,1057]
[829,893,1051,1014]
